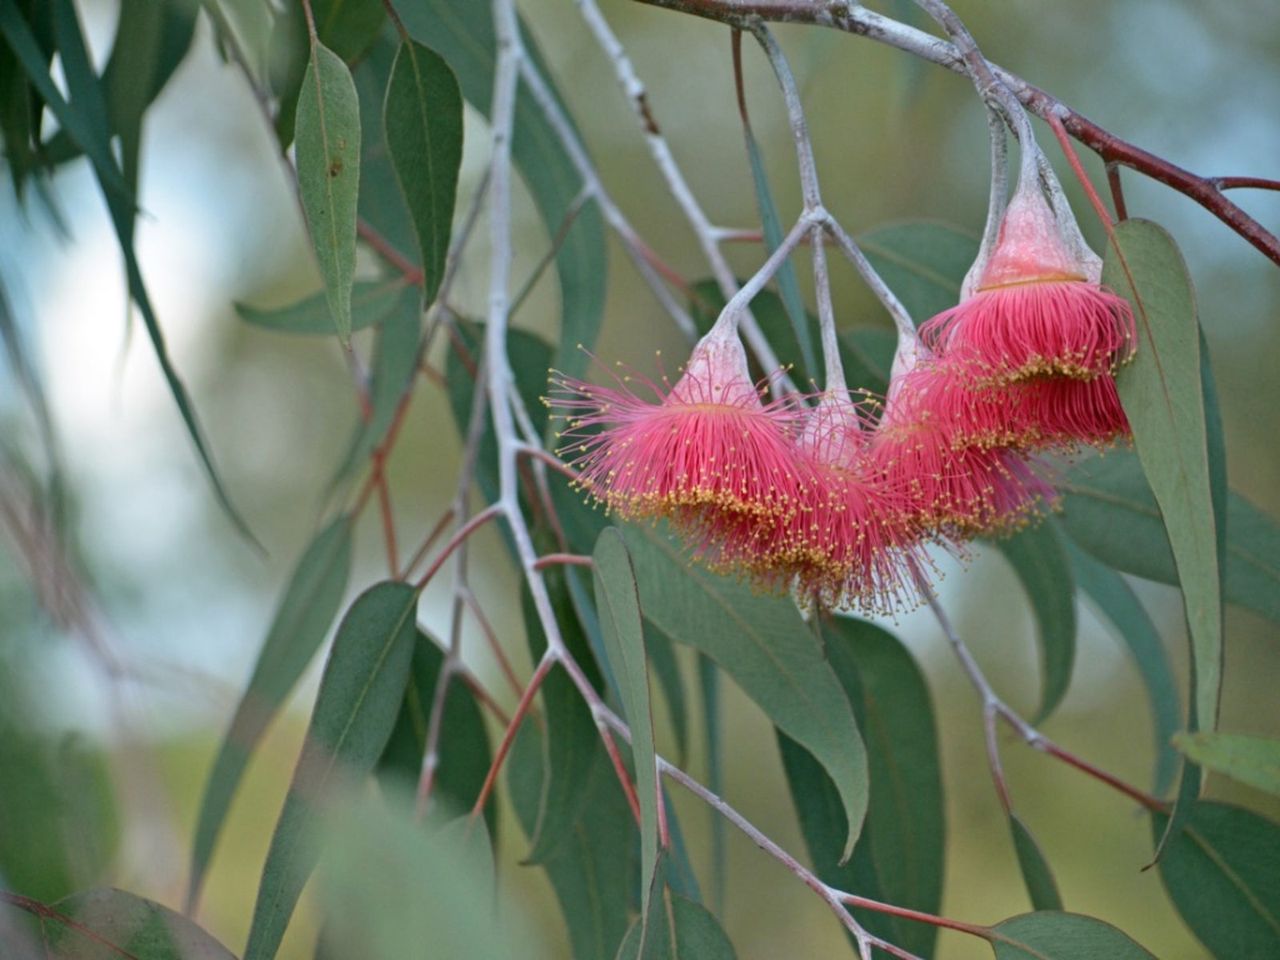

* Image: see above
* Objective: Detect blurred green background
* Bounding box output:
[1,1,1278,957]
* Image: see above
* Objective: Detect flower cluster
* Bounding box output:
[548,178,1134,616]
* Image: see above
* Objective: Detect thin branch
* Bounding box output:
[922,584,1164,813]
[571,0,798,391]
[627,0,1280,268]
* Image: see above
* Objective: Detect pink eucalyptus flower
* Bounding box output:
[548,329,807,529]
[869,338,1058,537]
[919,184,1135,385]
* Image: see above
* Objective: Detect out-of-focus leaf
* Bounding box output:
[622,524,868,862]
[318,796,538,960]
[376,630,495,832]
[778,616,944,957]
[1106,220,1220,734]
[989,912,1157,959]
[328,290,420,488]
[0,0,256,543]
[33,887,237,959]
[615,885,737,960]
[1066,539,1179,794]
[393,0,607,379]
[993,524,1076,724]
[859,221,977,324]
[43,0,198,176]
[188,516,351,908]
[1061,453,1280,628]
[593,530,660,915]
[1010,815,1063,912]
[1172,733,1280,798]
[384,39,462,307]
[507,720,635,960]
[243,581,418,960]
[295,41,361,343]
[236,279,408,335]
[1153,801,1280,959]
[0,695,118,904]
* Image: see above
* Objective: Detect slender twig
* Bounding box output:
[922,584,1164,813]
[412,505,502,591]
[532,553,593,570]
[627,0,1280,268]
[570,0,798,392]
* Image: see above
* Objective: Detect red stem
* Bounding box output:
[532,553,593,570]
[414,505,503,591]
[469,653,555,820]
[358,219,424,285]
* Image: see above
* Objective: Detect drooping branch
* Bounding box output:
[627,0,1280,267]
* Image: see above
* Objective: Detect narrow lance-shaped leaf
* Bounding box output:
[392,0,607,379]
[1172,733,1280,798]
[506,720,635,960]
[993,523,1077,724]
[1153,801,1280,959]
[622,524,868,861]
[738,111,816,381]
[384,39,463,307]
[1060,452,1280,629]
[188,517,352,908]
[777,617,945,958]
[295,40,361,343]
[593,530,661,920]
[518,569,605,864]
[235,280,409,335]
[1066,539,1180,794]
[615,883,737,960]
[1009,815,1063,912]
[375,631,495,833]
[243,581,419,960]
[989,912,1157,959]
[1106,219,1221,732]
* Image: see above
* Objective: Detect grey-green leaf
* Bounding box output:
[1060,452,1280,628]
[243,580,419,960]
[1106,219,1221,732]
[990,912,1157,959]
[188,516,352,909]
[1172,733,1280,798]
[614,888,737,960]
[740,121,815,381]
[236,280,409,335]
[507,720,635,959]
[860,220,978,324]
[593,529,660,916]
[621,524,868,861]
[993,523,1076,724]
[1066,539,1179,794]
[37,887,237,959]
[392,0,606,379]
[1153,801,1280,959]
[778,616,944,958]
[384,39,462,307]
[295,41,361,343]
[376,630,495,833]
[1010,815,1064,912]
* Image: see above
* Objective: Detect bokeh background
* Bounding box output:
[2,1,1279,957]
